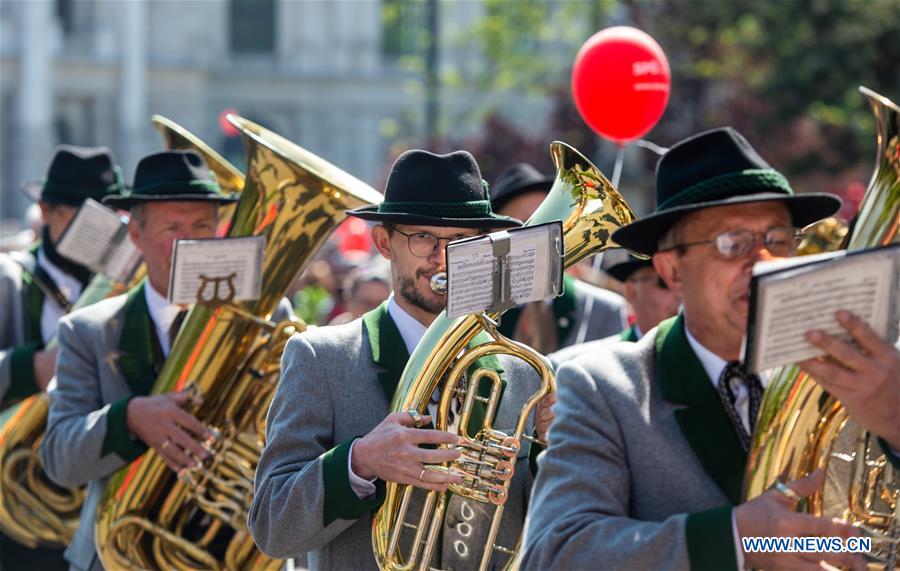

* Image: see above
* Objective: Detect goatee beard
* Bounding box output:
[398,271,445,315]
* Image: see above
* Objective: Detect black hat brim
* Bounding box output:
[606,259,654,282]
[492,178,555,211]
[103,193,240,210]
[20,181,44,203]
[346,204,522,229]
[613,192,842,256]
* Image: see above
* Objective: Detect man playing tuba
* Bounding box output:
[0,145,125,570]
[250,149,555,570]
[523,128,899,570]
[40,150,244,571]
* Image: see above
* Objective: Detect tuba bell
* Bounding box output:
[94,115,384,570]
[0,116,239,551]
[744,86,900,568]
[372,141,639,571]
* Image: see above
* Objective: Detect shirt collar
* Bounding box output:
[143,281,184,354]
[683,318,728,388]
[37,246,82,303]
[633,324,643,340]
[386,293,428,355]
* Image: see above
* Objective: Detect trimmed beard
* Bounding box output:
[397,269,445,315]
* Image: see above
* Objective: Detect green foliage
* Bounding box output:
[292,285,335,326]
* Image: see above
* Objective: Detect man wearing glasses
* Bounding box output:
[522,128,899,570]
[251,149,555,570]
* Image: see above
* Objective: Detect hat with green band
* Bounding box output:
[21,145,126,206]
[347,149,522,228]
[103,149,239,210]
[612,127,841,255]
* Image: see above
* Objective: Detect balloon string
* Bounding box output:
[611,144,626,188]
[575,143,628,345]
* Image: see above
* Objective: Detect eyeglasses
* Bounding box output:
[628,276,669,290]
[388,226,475,258]
[662,226,803,259]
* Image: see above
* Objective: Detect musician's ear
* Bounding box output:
[371,224,393,260]
[653,250,681,292]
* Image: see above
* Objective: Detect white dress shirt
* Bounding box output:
[683,321,769,571]
[144,282,186,358]
[37,247,84,343]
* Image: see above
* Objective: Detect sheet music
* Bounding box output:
[745,246,899,372]
[508,230,551,302]
[446,222,562,318]
[56,199,128,271]
[168,236,265,305]
[446,239,495,317]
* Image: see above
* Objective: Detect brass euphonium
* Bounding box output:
[373,141,639,571]
[745,87,900,568]
[0,116,239,550]
[94,114,384,570]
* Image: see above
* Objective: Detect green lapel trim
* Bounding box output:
[362,302,410,403]
[655,314,747,504]
[552,274,578,345]
[118,281,159,397]
[21,244,44,345]
[362,302,506,438]
[619,325,639,342]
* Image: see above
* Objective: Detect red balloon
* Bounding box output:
[572,26,671,145]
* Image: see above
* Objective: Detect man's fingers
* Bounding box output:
[157,440,196,472]
[804,329,874,373]
[168,390,191,406]
[167,425,209,461]
[783,468,826,499]
[410,447,461,464]
[172,408,213,439]
[406,428,458,445]
[798,358,856,393]
[799,549,866,571]
[393,411,432,428]
[835,310,893,358]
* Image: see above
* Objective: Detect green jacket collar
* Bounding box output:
[362,301,410,404]
[118,281,164,397]
[21,243,45,345]
[655,314,746,504]
[619,324,639,342]
[362,302,505,437]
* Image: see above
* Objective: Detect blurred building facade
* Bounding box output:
[1,0,563,223]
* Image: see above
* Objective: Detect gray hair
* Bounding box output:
[129,204,148,229]
[657,218,686,252]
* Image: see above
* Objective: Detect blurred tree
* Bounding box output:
[455,0,900,215]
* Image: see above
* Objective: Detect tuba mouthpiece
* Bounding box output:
[430,272,447,295]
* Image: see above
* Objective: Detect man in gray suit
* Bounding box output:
[0,145,126,571]
[488,163,627,353]
[523,128,898,570]
[0,146,126,408]
[250,150,554,570]
[40,150,240,571]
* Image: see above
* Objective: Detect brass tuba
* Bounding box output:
[94,115,384,570]
[0,116,240,550]
[744,87,900,567]
[372,141,639,571]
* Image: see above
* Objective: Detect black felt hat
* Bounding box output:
[489,163,554,212]
[21,145,126,206]
[347,149,522,228]
[603,250,653,282]
[103,150,239,210]
[612,127,841,255]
